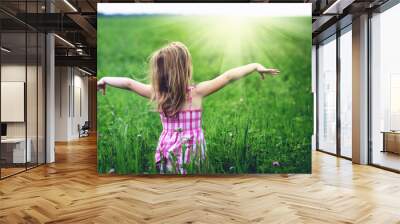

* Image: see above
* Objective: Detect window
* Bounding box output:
[317,35,337,154]
[371,3,400,171]
[339,27,352,158]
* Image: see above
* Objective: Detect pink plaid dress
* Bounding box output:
[155,86,206,173]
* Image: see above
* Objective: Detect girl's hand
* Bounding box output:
[97,78,106,95]
[256,64,280,80]
[96,77,151,98]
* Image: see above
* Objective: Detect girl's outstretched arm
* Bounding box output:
[97,77,152,98]
[195,63,279,97]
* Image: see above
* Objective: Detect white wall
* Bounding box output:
[1,65,26,141]
[1,65,39,137]
[55,67,69,141]
[54,67,89,141]
[72,73,89,138]
[1,65,26,135]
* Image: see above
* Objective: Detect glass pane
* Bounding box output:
[0,1,46,178]
[318,36,337,154]
[26,0,38,169]
[27,31,38,169]
[38,33,45,165]
[1,30,27,177]
[371,4,400,171]
[340,29,352,158]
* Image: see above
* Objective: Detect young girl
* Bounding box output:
[98,42,279,174]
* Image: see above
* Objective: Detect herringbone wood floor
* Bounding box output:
[1,135,400,224]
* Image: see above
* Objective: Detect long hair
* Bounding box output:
[150,42,193,117]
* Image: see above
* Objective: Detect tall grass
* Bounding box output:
[97,15,313,174]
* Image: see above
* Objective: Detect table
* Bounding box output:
[381,131,400,154]
[1,138,31,163]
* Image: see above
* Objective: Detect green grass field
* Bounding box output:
[97,15,312,174]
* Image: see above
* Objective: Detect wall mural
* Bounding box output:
[97,3,312,174]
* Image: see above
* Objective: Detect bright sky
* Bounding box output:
[97,3,311,17]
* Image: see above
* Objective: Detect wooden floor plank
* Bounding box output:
[0,135,400,223]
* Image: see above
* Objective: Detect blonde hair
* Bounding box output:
[150,42,193,117]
